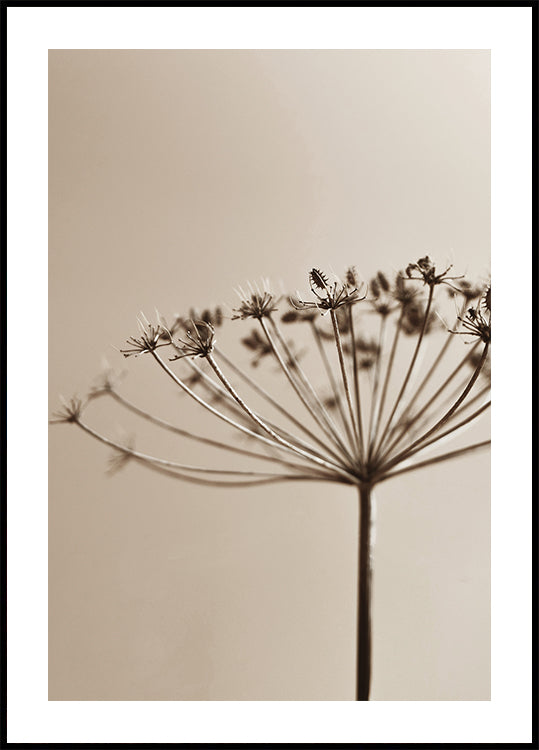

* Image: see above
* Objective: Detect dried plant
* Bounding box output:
[52,257,491,700]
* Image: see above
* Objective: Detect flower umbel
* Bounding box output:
[169,320,216,360]
[405,256,463,290]
[120,317,167,357]
[53,257,491,703]
[232,281,278,320]
[50,396,84,424]
[291,267,366,313]
[451,302,491,344]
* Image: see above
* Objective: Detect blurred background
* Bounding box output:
[49,50,490,700]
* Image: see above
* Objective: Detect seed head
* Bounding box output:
[120,317,166,358]
[404,256,463,289]
[291,268,366,314]
[232,281,278,321]
[451,300,491,344]
[50,396,84,424]
[169,320,216,360]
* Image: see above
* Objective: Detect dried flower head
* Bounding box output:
[404,256,463,289]
[291,268,366,314]
[169,320,216,360]
[232,281,278,320]
[451,303,491,344]
[54,256,491,704]
[120,317,167,358]
[88,368,125,399]
[50,396,84,424]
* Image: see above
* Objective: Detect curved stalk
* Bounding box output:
[150,350,354,480]
[105,390,335,476]
[380,343,489,472]
[383,300,468,445]
[378,342,480,463]
[215,346,347,465]
[376,441,491,484]
[186,359,340,465]
[204,352,359,482]
[75,418,312,480]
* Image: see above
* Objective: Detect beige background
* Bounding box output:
[49,50,490,700]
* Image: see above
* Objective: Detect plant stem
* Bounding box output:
[259,317,354,462]
[330,308,361,460]
[106,390,338,475]
[369,307,404,460]
[150,351,353,479]
[375,285,434,458]
[378,342,479,463]
[216,346,345,464]
[204,352,357,481]
[367,314,387,451]
[383,300,466,445]
[310,321,356,449]
[376,440,490,483]
[383,342,490,470]
[356,482,374,700]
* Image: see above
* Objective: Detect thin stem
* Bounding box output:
[375,285,434,458]
[369,306,405,460]
[310,321,356,450]
[76,418,307,479]
[378,341,480,463]
[380,400,491,475]
[139,461,350,488]
[268,316,354,456]
[330,308,361,460]
[105,390,333,475]
[150,350,354,480]
[259,317,355,464]
[383,300,467,445]
[205,352,359,481]
[347,306,365,462]
[367,314,387,452]
[185,359,337,462]
[376,441,491,483]
[216,346,345,464]
[356,483,374,701]
[395,379,490,449]
[380,343,489,471]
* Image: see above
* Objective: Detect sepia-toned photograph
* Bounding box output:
[48,49,492,702]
